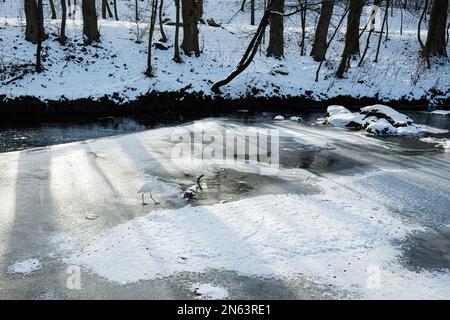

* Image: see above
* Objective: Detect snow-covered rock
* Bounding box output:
[325,112,364,129]
[360,105,413,127]
[274,115,285,121]
[326,105,351,117]
[361,116,379,128]
[365,119,398,135]
[289,116,302,122]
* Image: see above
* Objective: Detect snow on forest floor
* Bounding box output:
[0,0,449,104]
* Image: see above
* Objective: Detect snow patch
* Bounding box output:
[192,283,229,300]
[431,110,450,117]
[8,259,42,275]
[365,119,398,135]
[326,105,351,117]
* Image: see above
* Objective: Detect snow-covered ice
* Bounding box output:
[8,259,42,275]
[431,110,450,117]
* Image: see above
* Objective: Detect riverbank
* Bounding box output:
[1,91,445,116]
[1,1,449,115]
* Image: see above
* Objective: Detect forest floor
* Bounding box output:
[0,0,449,110]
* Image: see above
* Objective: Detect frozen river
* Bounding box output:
[0,111,449,299]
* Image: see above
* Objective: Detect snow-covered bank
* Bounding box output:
[1,1,450,109]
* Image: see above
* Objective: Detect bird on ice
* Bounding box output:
[138,180,165,205]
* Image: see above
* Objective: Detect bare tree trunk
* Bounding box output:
[49,0,57,19]
[36,0,44,72]
[374,0,389,63]
[82,0,100,44]
[173,0,182,62]
[423,0,448,57]
[310,0,334,61]
[113,0,119,20]
[60,0,67,43]
[299,0,307,56]
[267,0,284,58]
[418,0,428,49]
[315,4,349,81]
[68,0,72,18]
[241,0,247,11]
[181,0,203,57]
[159,0,168,42]
[135,0,139,21]
[358,0,381,67]
[336,0,363,78]
[102,0,113,19]
[102,0,106,19]
[73,0,77,17]
[25,0,45,44]
[145,0,159,77]
[212,1,273,93]
[250,0,255,25]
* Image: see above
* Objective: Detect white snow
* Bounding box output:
[431,110,450,116]
[0,2,449,104]
[289,116,302,122]
[8,259,42,275]
[326,105,351,117]
[360,105,413,127]
[274,115,285,121]
[365,119,398,135]
[192,283,229,300]
[64,187,450,299]
[85,213,99,220]
[325,112,364,128]
[397,125,422,136]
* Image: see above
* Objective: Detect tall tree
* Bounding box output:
[145,0,159,76]
[336,0,363,78]
[358,0,381,67]
[25,0,45,44]
[422,0,449,57]
[49,0,57,19]
[173,0,182,62]
[113,0,119,20]
[310,0,335,61]
[374,0,389,63]
[82,0,100,44]
[59,0,67,43]
[102,0,113,19]
[267,0,284,58]
[159,0,168,42]
[36,0,44,72]
[181,0,203,57]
